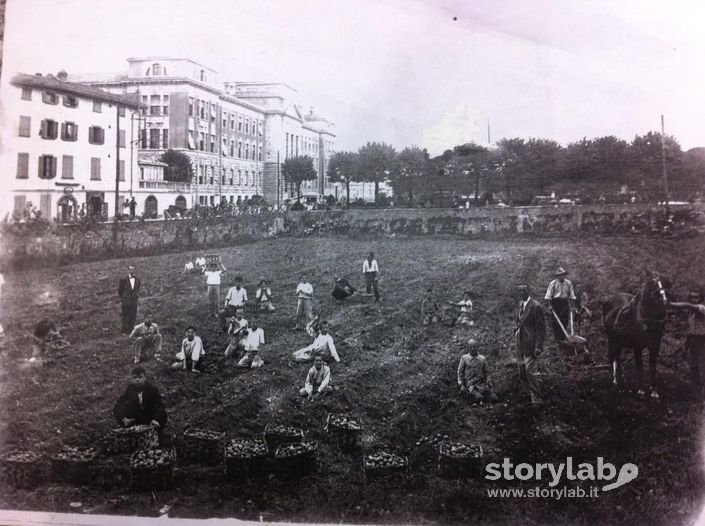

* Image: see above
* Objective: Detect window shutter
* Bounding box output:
[38,155,44,178]
[40,194,51,219]
[19,116,31,137]
[40,119,47,138]
[61,122,67,140]
[119,160,126,181]
[119,129,126,148]
[16,153,29,179]
[91,157,101,180]
[62,155,74,179]
[72,124,79,142]
[14,195,26,215]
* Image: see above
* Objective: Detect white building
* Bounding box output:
[0,71,142,222]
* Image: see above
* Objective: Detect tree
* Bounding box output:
[629,132,682,200]
[160,149,194,182]
[392,146,429,203]
[327,151,359,205]
[282,155,317,201]
[524,138,562,195]
[496,138,528,204]
[357,142,397,203]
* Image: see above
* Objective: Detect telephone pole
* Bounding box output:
[660,114,670,213]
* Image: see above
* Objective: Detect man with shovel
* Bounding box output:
[544,267,577,348]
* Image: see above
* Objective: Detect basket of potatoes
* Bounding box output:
[273,441,318,478]
[326,414,363,451]
[438,441,483,479]
[0,449,46,489]
[178,428,225,466]
[363,451,408,479]
[224,438,270,481]
[50,445,99,485]
[129,448,176,491]
[103,425,159,455]
[264,423,304,453]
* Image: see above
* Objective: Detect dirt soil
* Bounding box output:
[0,235,704,525]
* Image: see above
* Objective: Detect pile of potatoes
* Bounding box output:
[364,451,407,470]
[275,441,317,459]
[53,446,98,462]
[130,448,175,469]
[225,439,268,459]
[328,414,362,431]
[439,442,483,459]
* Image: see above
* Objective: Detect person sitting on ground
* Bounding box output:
[255,279,275,312]
[195,256,207,273]
[183,260,195,274]
[448,291,474,326]
[172,327,204,373]
[113,366,167,442]
[292,321,340,363]
[299,356,333,399]
[332,277,356,302]
[130,312,162,364]
[236,320,266,369]
[220,276,248,331]
[457,338,498,403]
[421,288,440,325]
[224,308,249,358]
[29,319,61,363]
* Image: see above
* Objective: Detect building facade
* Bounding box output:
[0,71,141,222]
[81,57,336,209]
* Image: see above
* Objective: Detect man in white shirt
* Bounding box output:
[130,312,162,364]
[292,321,340,363]
[237,321,266,368]
[183,261,195,274]
[544,267,576,345]
[299,356,333,398]
[256,279,275,312]
[204,261,226,317]
[448,291,474,326]
[224,308,249,357]
[362,252,381,302]
[220,276,248,330]
[172,327,204,373]
[295,274,314,331]
[195,256,207,273]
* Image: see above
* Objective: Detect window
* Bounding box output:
[21,87,32,101]
[230,141,234,157]
[14,195,27,215]
[187,131,195,150]
[238,170,242,185]
[163,105,169,115]
[238,116,242,131]
[88,126,105,144]
[209,195,215,206]
[93,101,102,113]
[38,155,57,179]
[223,116,227,129]
[62,155,74,179]
[63,95,78,108]
[200,101,206,119]
[16,153,29,179]
[150,106,161,116]
[188,97,194,117]
[61,121,78,142]
[90,157,101,180]
[162,129,169,149]
[118,106,126,117]
[230,116,235,130]
[141,129,148,149]
[252,145,256,160]
[200,70,206,82]
[18,116,31,137]
[210,135,215,153]
[210,104,216,122]
[152,63,162,76]
[258,146,262,161]
[259,121,263,136]
[42,92,58,105]
[149,129,159,149]
[238,141,242,158]
[245,144,249,159]
[245,119,249,134]
[222,174,225,185]
[119,129,126,147]
[40,119,59,140]
[119,160,126,181]
[199,132,205,151]
[198,166,204,185]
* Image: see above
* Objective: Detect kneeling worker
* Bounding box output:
[113,366,168,441]
[457,339,497,403]
[332,277,356,302]
[299,356,333,399]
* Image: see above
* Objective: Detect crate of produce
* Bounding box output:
[438,442,484,479]
[0,449,46,489]
[264,423,304,452]
[325,414,363,451]
[178,428,225,466]
[50,446,99,485]
[363,451,408,479]
[273,441,318,478]
[103,425,159,455]
[224,438,270,481]
[130,448,176,491]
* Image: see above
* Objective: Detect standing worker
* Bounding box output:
[295,274,314,331]
[515,284,546,404]
[544,267,576,347]
[118,265,141,334]
[362,252,381,302]
[204,259,226,318]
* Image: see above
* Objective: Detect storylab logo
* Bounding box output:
[485,457,638,499]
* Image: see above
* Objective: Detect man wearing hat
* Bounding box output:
[544,267,576,346]
[457,339,497,403]
[516,284,546,404]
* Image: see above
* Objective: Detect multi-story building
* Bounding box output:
[81,57,336,208]
[0,70,141,222]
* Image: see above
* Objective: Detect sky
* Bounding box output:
[3,0,705,156]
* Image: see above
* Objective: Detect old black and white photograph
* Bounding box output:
[1,1,705,525]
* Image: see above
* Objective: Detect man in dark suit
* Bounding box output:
[515,284,546,404]
[118,265,141,334]
[113,366,167,434]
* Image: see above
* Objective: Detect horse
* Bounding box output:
[602,274,670,398]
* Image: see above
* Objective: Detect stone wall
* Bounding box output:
[284,204,701,237]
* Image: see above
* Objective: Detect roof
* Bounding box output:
[138,160,169,167]
[11,72,141,108]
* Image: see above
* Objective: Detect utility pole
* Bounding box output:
[276,150,281,206]
[660,114,670,214]
[487,118,491,145]
[114,104,121,220]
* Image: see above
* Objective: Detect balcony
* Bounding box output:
[138,180,192,193]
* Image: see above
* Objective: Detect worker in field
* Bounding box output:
[294,273,314,331]
[421,287,440,325]
[236,320,266,369]
[457,339,497,403]
[130,312,162,364]
[362,251,381,302]
[220,276,248,331]
[516,284,546,404]
[172,326,205,373]
[332,277,356,302]
[113,366,167,441]
[299,356,333,399]
[224,308,249,358]
[448,291,474,326]
[668,288,705,402]
[544,267,576,346]
[292,321,340,363]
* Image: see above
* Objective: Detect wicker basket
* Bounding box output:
[438,442,483,479]
[363,451,408,479]
[130,448,176,491]
[103,425,159,455]
[0,450,46,489]
[224,438,270,481]
[273,441,318,478]
[264,423,304,453]
[50,446,99,485]
[326,414,363,451]
[178,428,225,466]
